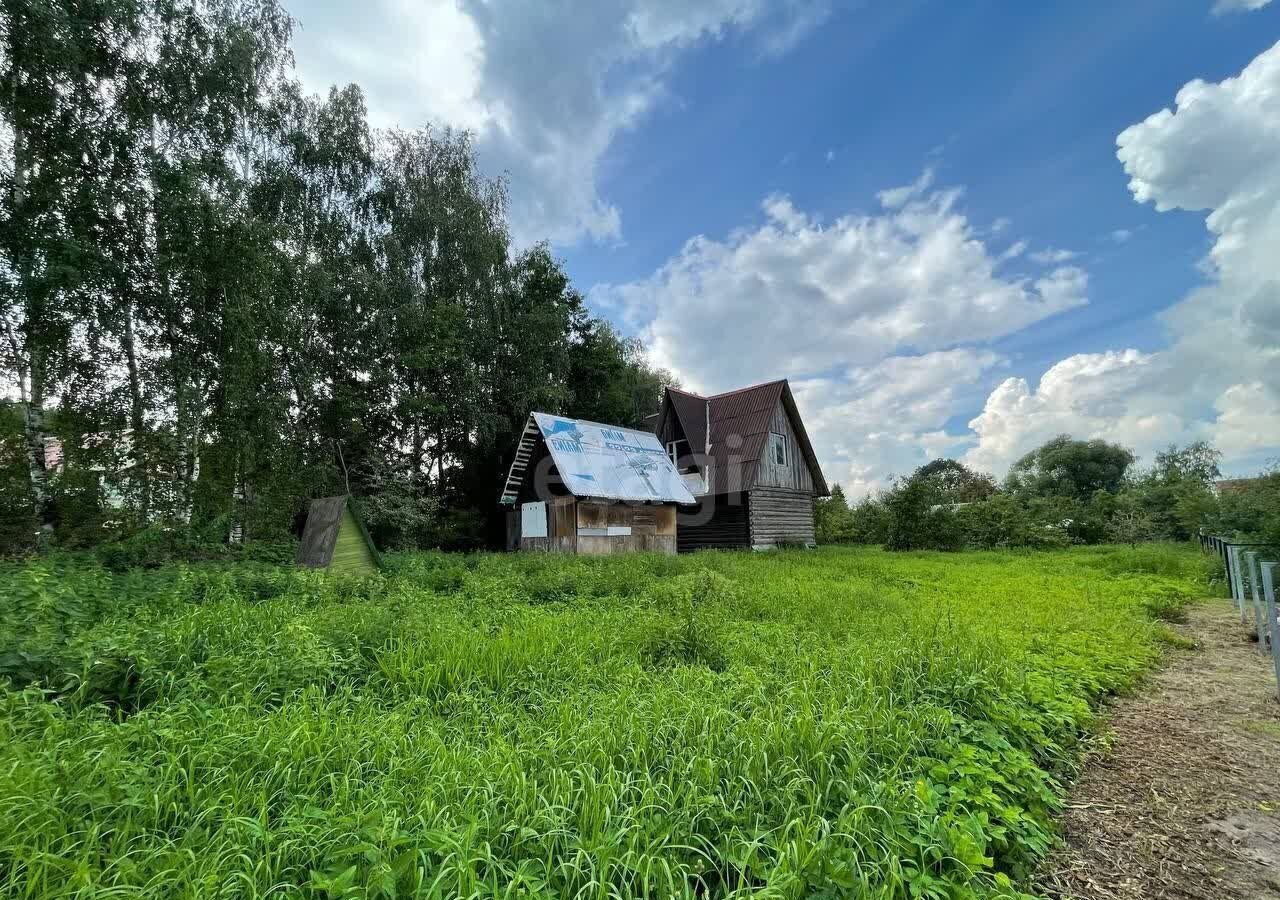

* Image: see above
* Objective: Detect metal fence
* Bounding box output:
[1199,532,1280,698]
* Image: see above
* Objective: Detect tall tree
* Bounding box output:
[1006,435,1136,502]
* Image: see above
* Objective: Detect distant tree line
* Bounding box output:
[0,0,671,556]
[816,436,1280,552]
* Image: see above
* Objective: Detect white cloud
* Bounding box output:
[826,149,836,163]
[290,0,829,246]
[1212,0,1272,14]
[1110,228,1133,243]
[597,178,1087,391]
[592,175,1088,492]
[1028,247,1077,264]
[999,239,1028,261]
[963,350,1177,474]
[796,350,1004,496]
[963,40,1280,477]
[876,166,936,209]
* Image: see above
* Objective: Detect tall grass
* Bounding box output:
[0,544,1209,898]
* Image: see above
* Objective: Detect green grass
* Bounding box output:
[0,544,1211,899]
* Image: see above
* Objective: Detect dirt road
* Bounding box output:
[1037,601,1280,899]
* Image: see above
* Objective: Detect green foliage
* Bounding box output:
[885,476,964,551]
[815,484,854,543]
[0,545,1210,897]
[0,403,35,554]
[816,485,892,546]
[883,460,1000,551]
[1007,435,1136,502]
[95,523,296,572]
[953,495,1071,551]
[1212,469,1280,551]
[0,0,672,552]
[640,568,731,670]
[862,440,1256,553]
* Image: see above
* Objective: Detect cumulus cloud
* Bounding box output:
[592,175,1087,492]
[963,40,1280,476]
[596,179,1086,391]
[796,350,1004,496]
[290,0,829,245]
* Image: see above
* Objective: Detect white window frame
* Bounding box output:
[770,432,788,467]
[666,438,691,470]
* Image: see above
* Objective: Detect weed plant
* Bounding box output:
[0,544,1209,898]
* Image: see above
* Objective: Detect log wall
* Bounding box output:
[748,487,815,548]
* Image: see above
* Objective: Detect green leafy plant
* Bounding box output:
[0,545,1209,898]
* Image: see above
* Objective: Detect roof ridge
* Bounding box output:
[707,378,787,401]
[667,386,708,400]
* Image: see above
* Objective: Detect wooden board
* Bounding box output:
[677,495,749,551]
[577,502,608,531]
[752,400,816,494]
[748,487,815,547]
[654,506,676,536]
[551,498,577,539]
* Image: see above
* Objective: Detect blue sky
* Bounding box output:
[291,0,1280,494]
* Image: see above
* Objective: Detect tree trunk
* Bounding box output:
[12,89,53,541]
[24,349,53,542]
[123,297,150,520]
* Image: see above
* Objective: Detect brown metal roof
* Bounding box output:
[667,387,711,455]
[658,380,828,496]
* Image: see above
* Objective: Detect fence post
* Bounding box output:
[1262,561,1280,702]
[1229,546,1247,622]
[1247,551,1266,650]
[1219,538,1234,604]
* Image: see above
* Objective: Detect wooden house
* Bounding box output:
[649,379,828,551]
[500,413,696,554]
[296,495,381,575]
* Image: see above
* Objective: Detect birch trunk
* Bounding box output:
[24,349,52,542]
[123,298,150,520]
[12,89,53,541]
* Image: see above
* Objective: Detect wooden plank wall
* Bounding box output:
[748,487,815,547]
[753,400,815,493]
[551,497,577,538]
[518,500,678,555]
[677,495,749,552]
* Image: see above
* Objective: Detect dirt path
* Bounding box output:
[1036,601,1280,900]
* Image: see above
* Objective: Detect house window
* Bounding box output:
[667,438,691,471]
[769,432,788,467]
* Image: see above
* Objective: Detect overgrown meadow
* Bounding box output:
[0,545,1209,899]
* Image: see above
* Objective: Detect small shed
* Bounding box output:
[296,495,381,575]
[500,413,696,555]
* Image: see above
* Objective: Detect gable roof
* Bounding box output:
[658,380,829,496]
[296,495,382,569]
[500,412,696,505]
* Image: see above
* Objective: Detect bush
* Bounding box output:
[95,522,296,572]
[954,496,1071,550]
[885,478,965,551]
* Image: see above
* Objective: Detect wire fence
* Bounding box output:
[1199,532,1280,698]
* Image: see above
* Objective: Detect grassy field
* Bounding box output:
[0,545,1210,899]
